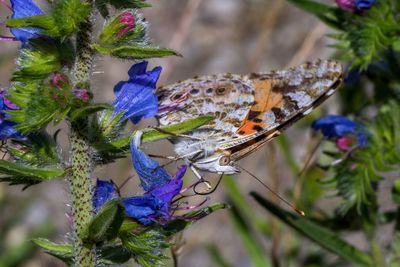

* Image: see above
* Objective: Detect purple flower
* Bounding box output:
[112,61,161,124]
[312,115,368,148]
[123,165,186,225]
[0,90,24,140]
[93,179,118,213]
[335,0,375,11]
[130,131,171,191]
[0,0,44,44]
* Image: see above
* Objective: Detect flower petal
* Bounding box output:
[122,195,158,225]
[147,165,186,203]
[130,131,172,191]
[0,121,24,140]
[355,0,375,9]
[93,179,118,213]
[112,61,161,124]
[312,115,357,138]
[10,0,44,43]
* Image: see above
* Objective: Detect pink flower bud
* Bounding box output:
[117,11,135,37]
[335,0,356,11]
[72,88,90,102]
[51,73,67,89]
[336,136,353,151]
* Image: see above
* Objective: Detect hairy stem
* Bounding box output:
[69,2,95,266]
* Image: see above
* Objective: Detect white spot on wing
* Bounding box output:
[303,107,313,115]
[287,91,312,108]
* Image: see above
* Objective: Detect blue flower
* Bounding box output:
[93,166,186,225]
[9,0,44,43]
[123,165,186,225]
[0,90,24,140]
[335,0,375,11]
[312,115,368,147]
[130,131,172,191]
[93,179,119,213]
[355,0,375,9]
[112,61,161,124]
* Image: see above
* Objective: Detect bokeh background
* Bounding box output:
[0,0,350,266]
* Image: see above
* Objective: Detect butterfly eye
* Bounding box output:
[219,155,230,166]
[216,87,226,95]
[170,92,188,102]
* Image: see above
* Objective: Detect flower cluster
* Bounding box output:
[312,115,368,151]
[93,133,187,225]
[335,0,375,12]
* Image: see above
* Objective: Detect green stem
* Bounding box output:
[69,2,95,266]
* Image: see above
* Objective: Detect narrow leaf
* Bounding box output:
[251,192,373,267]
[70,103,112,121]
[230,205,271,267]
[142,115,213,142]
[0,160,64,180]
[93,116,213,152]
[94,44,181,59]
[32,238,73,265]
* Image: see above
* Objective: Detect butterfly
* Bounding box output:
[156,59,343,177]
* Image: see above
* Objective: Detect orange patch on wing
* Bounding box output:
[237,79,283,136]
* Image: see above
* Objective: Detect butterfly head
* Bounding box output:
[191,152,239,174]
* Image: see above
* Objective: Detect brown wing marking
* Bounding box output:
[236,79,283,136]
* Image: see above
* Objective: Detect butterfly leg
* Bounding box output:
[190,165,212,191]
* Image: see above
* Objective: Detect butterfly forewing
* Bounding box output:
[156,59,342,166]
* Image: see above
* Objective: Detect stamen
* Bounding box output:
[173,197,209,211]
[0,36,16,42]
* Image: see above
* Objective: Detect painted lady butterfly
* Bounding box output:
[156,59,343,177]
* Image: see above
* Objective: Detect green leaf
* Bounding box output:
[95,0,151,16]
[53,0,91,39]
[93,44,181,59]
[142,116,213,142]
[120,229,169,267]
[12,39,61,81]
[286,0,342,29]
[5,15,59,36]
[7,132,60,166]
[82,199,124,243]
[223,175,270,234]
[108,0,151,8]
[393,180,400,206]
[98,245,132,264]
[92,116,214,163]
[70,103,112,121]
[207,245,234,267]
[32,238,73,265]
[0,160,64,180]
[7,83,60,133]
[230,205,271,267]
[251,192,374,267]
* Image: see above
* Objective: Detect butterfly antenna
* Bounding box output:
[236,165,305,216]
